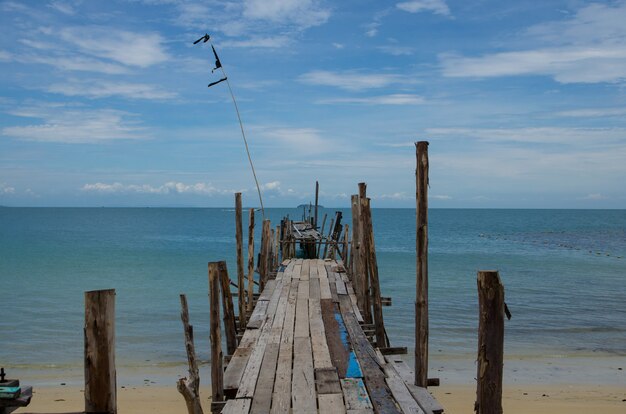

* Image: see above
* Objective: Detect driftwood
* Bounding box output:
[208,262,224,403]
[176,294,204,414]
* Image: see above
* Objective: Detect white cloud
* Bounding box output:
[426,127,626,146]
[581,193,608,200]
[332,43,344,49]
[82,182,234,196]
[374,192,410,200]
[221,36,291,48]
[47,81,177,100]
[48,1,75,15]
[397,0,450,16]
[299,70,409,91]
[440,2,626,84]
[1,183,16,194]
[2,107,148,144]
[555,107,626,118]
[58,27,169,68]
[261,181,281,190]
[377,45,414,56]
[431,194,452,200]
[0,50,11,61]
[243,0,330,29]
[259,127,326,148]
[317,94,425,105]
[26,54,129,75]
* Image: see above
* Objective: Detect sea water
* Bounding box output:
[1,208,624,384]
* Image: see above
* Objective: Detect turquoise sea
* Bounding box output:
[1,208,625,385]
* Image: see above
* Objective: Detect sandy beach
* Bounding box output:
[16,383,625,413]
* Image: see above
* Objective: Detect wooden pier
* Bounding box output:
[213,257,443,414]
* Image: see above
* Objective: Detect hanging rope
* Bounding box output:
[194,34,265,218]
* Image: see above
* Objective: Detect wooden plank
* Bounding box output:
[326,265,339,303]
[271,278,298,414]
[309,276,321,301]
[335,274,348,295]
[340,378,373,411]
[318,260,332,300]
[309,298,332,368]
[338,295,402,414]
[221,398,252,414]
[292,337,316,413]
[250,343,280,414]
[258,279,277,301]
[385,357,444,414]
[321,299,349,378]
[315,367,342,394]
[318,393,346,413]
[382,364,425,414]
[301,259,310,280]
[247,300,269,329]
[218,261,238,356]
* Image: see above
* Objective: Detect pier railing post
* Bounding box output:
[415,141,429,387]
[476,271,505,414]
[235,193,246,328]
[218,261,238,355]
[84,289,117,414]
[208,262,224,404]
[247,208,255,313]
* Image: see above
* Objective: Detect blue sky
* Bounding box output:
[1,0,625,208]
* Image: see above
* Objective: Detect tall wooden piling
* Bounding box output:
[476,271,505,414]
[360,197,388,348]
[259,219,271,289]
[177,294,204,414]
[218,261,238,356]
[235,193,246,328]
[314,180,319,229]
[247,208,255,313]
[208,262,224,403]
[84,289,117,414]
[415,140,429,388]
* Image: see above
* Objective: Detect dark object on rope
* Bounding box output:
[208,77,228,88]
[193,33,210,44]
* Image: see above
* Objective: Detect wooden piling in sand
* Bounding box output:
[235,193,246,328]
[84,289,117,414]
[415,140,429,388]
[177,294,204,414]
[208,262,224,404]
[475,271,505,414]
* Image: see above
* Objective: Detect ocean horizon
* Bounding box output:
[1,207,624,386]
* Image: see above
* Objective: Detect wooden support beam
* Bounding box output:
[84,289,117,414]
[235,193,246,329]
[208,262,224,403]
[475,270,505,414]
[247,208,255,313]
[314,180,319,229]
[415,140,429,388]
[218,261,238,356]
[176,294,204,414]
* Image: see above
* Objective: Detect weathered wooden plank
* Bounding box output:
[292,337,316,413]
[315,367,342,395]
[309,277,321,301]
[301,259,310,281]
[335,274,348,295]
[341,378,373,411]
[318,393,346,413]
[246,300,269,329]
[382,364,425,414]
[385,357,444,414]
[309,298,332,368]
[321,298,349,378]
[270,277,299,414]
[318,260,332,300]
[294,296,310,338]
[338,295,402,414]
[221,398,252,414]
[258,279,277,301]
[250,343,280,414]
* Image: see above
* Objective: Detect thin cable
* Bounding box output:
[213,42,265,218]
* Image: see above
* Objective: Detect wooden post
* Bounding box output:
[247,208,255,313]
[342,224,349,262]
[314,181,319,229]
[275,225,280,266]
[323,217,334,259]
[317,213,327,257]
[415,141,429,388]
[177,294,204,414]
[208,262,224,403]
[476,271,505,414]
[357,184,372,324]
[259,219,271,289]
[218,261,238,356]
[350,195,365,317]
[84,289,116,414]
[361,197,388,348]
[235,193,246,329]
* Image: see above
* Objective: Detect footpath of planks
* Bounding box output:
[219,258,443,414]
